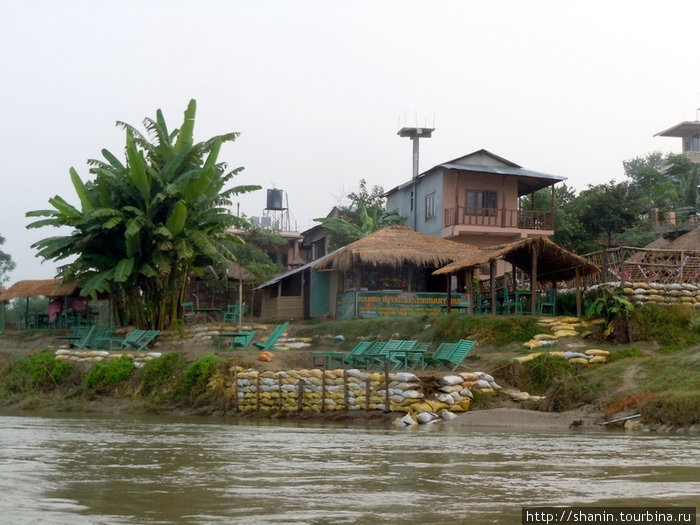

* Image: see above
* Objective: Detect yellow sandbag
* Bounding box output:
[513,354,537,364]
[546,351,566,357]
[537,317,557,324]
[584,349,610,356]
[588,356,607,364]
[425,399,449,412]
[559,316,580,324]
[523,340,543,350]
[532,333,557,341]
[458,398,471,411]
[554,330,578,338]
[475,387,496,395]
[568,357,590,365]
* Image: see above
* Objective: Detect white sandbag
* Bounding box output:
[489,381,502,390]
[396,413,418,427]
[449,391,462,403]
[564,351,592,360]
[441,410,457,421]
[395,372,419,383]
[509,391,530,400]
[402,390,424,399]
[436,393,455,404]
[440,375,463,386]
[460,388,474,399]
[346,369,367,380]
[416,411,439,424]
[474,379,491,389]
[475,372,494,382]
[439,384,463,394]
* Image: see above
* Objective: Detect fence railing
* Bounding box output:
[444,207,554,230]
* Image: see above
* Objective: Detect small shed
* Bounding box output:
[434,236,599,315]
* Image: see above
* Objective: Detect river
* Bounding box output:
[0,412,697,524]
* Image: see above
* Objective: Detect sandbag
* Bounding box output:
[395,372,419,383]
[440,375,463,386]
[416,411,439,424]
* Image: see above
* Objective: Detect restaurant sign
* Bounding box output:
[336,291,464,319]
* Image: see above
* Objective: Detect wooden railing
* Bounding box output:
[444,207,554,231]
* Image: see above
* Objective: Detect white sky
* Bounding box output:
[2,0,700,284]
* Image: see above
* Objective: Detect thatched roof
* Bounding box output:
[0,279,82,302]
[433,236,599,282]
[643,236,671,250]
[313,226,479,272]
[666,227,700,251]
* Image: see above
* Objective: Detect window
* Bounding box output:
[425,192,436,221]
[465,190,497,216]
[692,134,700,152]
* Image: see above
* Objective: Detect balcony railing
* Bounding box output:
[444,207,554,231]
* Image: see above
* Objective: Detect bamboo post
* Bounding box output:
[576,267,582,318]
[321,365,326,413]
[490,260,497,314]
[466,268,474,314]
[297,379,304,412]
[384,360,390,413]
[365,377,370,411]
[530,244,538,315]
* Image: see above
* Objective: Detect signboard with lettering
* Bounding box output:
[336,291,463,319]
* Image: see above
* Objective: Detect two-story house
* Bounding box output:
[655,119,700,165]
[385,149,565,250]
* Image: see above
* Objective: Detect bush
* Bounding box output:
[630,304,699,351]
[138,353,184,397]
[641,390,700,427]
[523,353,574,394]
[689,316,700,335]
[84,357,134,390]
[0,350,74,395]
[178,355,220,401]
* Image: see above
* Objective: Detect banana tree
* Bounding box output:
[27,100,260,330]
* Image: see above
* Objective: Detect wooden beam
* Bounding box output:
[576,267,582,317]
[466,268,474,314]
[490,260,497,314]
[530,243,538,314]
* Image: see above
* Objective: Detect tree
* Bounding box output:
[0,234,15,285]
[316,179,405,248]
[314,201,405,247]
[576,181,639,248]
[229,224,285,285]
[27,100,260,329]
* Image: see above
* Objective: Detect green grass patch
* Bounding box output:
[0,350,74,401]
[137,352,185,397]
[630,304,700,352]
[432,313,539,345]
[641,390,700,427]
[83,357,135,391]
[177,355,221,401]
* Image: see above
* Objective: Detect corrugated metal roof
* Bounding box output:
[255,252,334,290]
[439,163,564,181]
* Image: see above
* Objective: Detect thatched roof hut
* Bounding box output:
[313,225,479,272]
[643,236,671,250]
[433,236,599,282]
[667,227,700,251]
[0,279,81,302]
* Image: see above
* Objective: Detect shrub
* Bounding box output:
[137,353,184,397]
[178,355,220,401]
[0,350,73,394]
[433,313,538,345]
[84,357,134,390]
[523,353,574,394]
[689,316,700,335]
[641,390,700,427]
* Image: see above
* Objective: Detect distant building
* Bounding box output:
[299,206,342,264]
[385,149,565,250]
[655,119,700,164]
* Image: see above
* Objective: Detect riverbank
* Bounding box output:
[0,309,698,432]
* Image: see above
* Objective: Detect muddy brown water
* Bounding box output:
[0,412,697,524]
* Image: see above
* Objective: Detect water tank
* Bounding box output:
[266,189,285,210]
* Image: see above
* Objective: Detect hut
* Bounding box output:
[0,279,85,329]
[434,236,599,316]
[257,226,479,321]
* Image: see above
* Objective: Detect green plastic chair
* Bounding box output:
[421,342,456,370]
[182,302,197,324]
[253,322,289,351]
[230,330,256,350]
[440,339,477,371]
[537,289,557,316]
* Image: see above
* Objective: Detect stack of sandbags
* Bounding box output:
[384,372,425,413]
[523,317,590,349]
[619,282,700,307]
[346,369,367,410]
[512,349,609,366]
[234,369,261,414]
[54,349,161,368]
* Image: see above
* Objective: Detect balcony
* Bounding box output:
[444,207,554,231]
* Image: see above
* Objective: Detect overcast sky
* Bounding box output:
[2,0,700,284]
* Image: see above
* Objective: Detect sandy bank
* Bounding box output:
[443,407,603,430]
